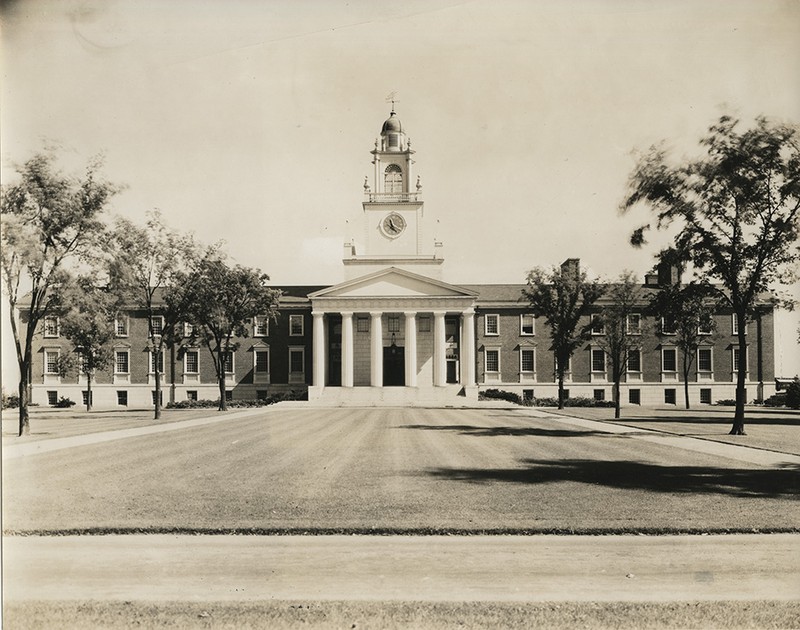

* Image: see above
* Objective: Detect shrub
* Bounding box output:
[165,391,308,410]
[2,391,20,409]
[786,379,800,410]
[53,396,76,408]
[479,389,522,405]
[762,393,787,407]
[715,399,737,406]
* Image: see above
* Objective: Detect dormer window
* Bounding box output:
[384,164,403,194]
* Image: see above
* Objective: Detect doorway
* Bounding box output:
[383,346,405,386]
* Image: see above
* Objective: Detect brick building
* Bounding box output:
[21,109,775,408]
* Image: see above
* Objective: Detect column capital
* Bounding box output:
[403,310,417,317]
[340,311,354,318]
[462,308,476,316]
[432,310,447,317]
[370,311,383,318]
[312,310,326,318]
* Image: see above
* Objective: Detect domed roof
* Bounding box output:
[381,111,403,135]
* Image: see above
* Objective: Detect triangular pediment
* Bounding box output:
[309,267,478,299]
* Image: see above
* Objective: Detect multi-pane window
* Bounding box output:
[627,349,641,372]
[152,390,163,406]
[384,164,403,193]
[117,391,127,406]
[115,316,129,337]
[591,314,605,335]
[698,348,712,372]
[661,316,677,335]
[591,349,606,372]
[356,317,369,333]
[184,350,199,373]
[733,347,747,374]
[520,349,535,373]
[289,314,304,336]
[662,348,677,372]
[187,390,198,401]
[700,388,712,404]
[44,316,59,338]
[418,316,431,332]
[664,389,677,404]
[388,315,400,333]
[290,348,305,375]
[150,351,164,374]
[520,314,535,336]
[255,350,269,373]
[593,389,605,401]
[223,351,234,373]
[626,314,642,335]
[698,315,713,335]
[254,316,268,337]
[150,316,164,336]
[45,350,60,374]
[115,350,129,374]
[225,390,233,402]
[47,391,58,405]
[629,389,641,405]
[485,349,500,373]
[485,314,499,336]
[732,315,746,335]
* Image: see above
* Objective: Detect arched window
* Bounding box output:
[384,164,403,194]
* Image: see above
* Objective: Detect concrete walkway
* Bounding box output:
[5,533,798,602]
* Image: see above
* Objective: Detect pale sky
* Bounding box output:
[2,0,799,380]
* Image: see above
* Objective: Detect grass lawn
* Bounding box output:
[4,600,799,630]
[3,407,798,533]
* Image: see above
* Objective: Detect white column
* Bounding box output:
[341,311,354,388]
[433,311,447,387]
[460,308,476,386]
[370,311,383,387]
[312,311,326,387]
[404,311,417,387]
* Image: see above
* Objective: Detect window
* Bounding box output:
[43,316,59,338]
[253,316,268,337]
[698,348,712,372]
[520,314,535,336]
[732,315,746,335]
[47,390,58,405]
[184,350,199,374]
[150,316,164,336]
[290,348,305,375]
[356,316,370,333]
[591,314,605,335]
[384,164,403,193]
[626,313,642,335]
[485,349,500,373]
[664,389,677,405]
[593,389,605,401]
[82,391,92,406]
[418,316,431,333]
[627,349,641,372]
[591,349,606,373]
[115,316,129,337]
[115,350,130,374]
[289,314,304,336]
[388,315,400,333]
[151,390,163,406]
[661,316,677,335]
[629,389,641,405]
[700,388,712,404]
[45,350,60,374]
[523,389,534,401]
[698,315,713,335]
[150,351,164,374]
[485,314,499,336]
[117,390,128,406]
[520,349,535,373]
[187,390,198,401]
[225,390,233,402]
[254,350,269,373]
[662,348,677,372]
[184,322,195,337]
[733,347,747,375]
[223,351,234,374]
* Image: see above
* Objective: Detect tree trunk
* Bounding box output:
[730,313,747,435]
[17,377,30,437]
[557,371,565,410]
[613,378,621,419]
[683,352,691,410]
[86,371,93,412]
[218,374,227,411]
[154,348,162,420]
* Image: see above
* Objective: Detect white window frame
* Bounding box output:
[732,346,748,380]
[43,316,60,338]
[698,316,713,335]
[484,347,501,383]
[660,316,677,335]
[697,347,713,380]
[253,316,269,337]
[626,348,642,374]
[115,350,130,374]
[519,347,536,382]
[591,314,605,335]
[149,315,164,337]
[554,354,572,382]
[289,314,304,337]
[485,314,499,336]
[149,350,165,375]
[223,350,234,375]
[591,348,606,373]
[519,314,535,336]
[254,348,270,374]
[732,314,747,335]
[115,315,129,338]
[626,313,642,335]
[44,349,60,374]
[184,349,199,374]
[289,346,305,383]
[183,322,195,338]
[661,346,678,381]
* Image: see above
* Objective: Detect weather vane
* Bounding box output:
[386,91,399,112]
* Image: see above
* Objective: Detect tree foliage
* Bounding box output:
[621,115,800,434]
[180,255,281,411]
[1,152,118,435]
[595,272,643,419]
[524,262,605,409]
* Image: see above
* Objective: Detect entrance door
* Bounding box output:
[446,360,459,384]
[328,316,341,386]
[383,346,405,386]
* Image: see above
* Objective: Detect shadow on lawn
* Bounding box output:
[623,415,800,426]
[400,424,615,438]
[428,459,800,498]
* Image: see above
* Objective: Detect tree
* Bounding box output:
[595,272,643,419]
[108,211,196,419]
[1,152,118,435]
[621,115,800,434]
[180,255,280,411]
[650,280,718,409]
[524,260,605,409]
[56,275,120,412]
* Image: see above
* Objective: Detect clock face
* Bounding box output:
[381,212,406,238]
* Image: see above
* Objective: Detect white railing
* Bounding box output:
[365,192,421,202]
